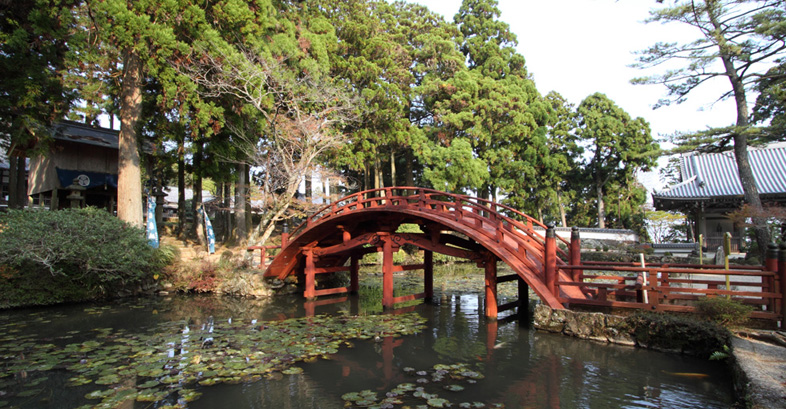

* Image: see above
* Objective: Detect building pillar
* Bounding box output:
[696,206,707,244]
[766,243,778,312]
[778,242,786,322]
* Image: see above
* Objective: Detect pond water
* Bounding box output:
[0,271,736,409]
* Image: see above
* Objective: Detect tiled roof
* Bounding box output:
[52,121,119,149]
[653,146,786,199]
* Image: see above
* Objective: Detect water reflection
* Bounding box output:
[0,290,734,409]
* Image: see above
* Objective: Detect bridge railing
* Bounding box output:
[287,187,571,262]
[558,263,782,321]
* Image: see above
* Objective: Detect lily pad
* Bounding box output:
[282,367,303,375]
[444,384,465,392]
[427,397,450,408]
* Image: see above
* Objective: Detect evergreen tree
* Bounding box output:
[576,93,659,229]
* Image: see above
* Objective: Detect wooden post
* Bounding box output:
[779,243,786,323]
[518,276,529,321]
[382,233,394,310]
[424,250,433,301]
[545,225,557,298]
[303,248,316,300]
[281,232,289,248]
[484,253,498,320]
[350,254,359,294]
[260,248,267,267]
[766,243,778,312]
[570,226,582,282]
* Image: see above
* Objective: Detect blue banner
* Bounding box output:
[146,195,159,248]
[201,205,216,254]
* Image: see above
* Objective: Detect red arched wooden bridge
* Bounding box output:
[263,187,586,317]
[260,187,785,322]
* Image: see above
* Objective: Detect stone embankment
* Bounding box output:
[533,304,634,346]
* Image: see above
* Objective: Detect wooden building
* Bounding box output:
[652,144,786,252]
[27,121,119,211]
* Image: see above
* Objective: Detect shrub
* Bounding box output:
[624,312,731,358]
[0,208,165,307]
[695,297,753,328]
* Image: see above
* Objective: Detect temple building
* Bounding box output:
[26,121,119,211]
[652,143,786,252]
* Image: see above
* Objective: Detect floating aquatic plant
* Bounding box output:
[0,311,427,408]
[341,363,502,409]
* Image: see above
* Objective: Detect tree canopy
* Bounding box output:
[1,0,666,243]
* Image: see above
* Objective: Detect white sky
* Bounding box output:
[402,0,742,193]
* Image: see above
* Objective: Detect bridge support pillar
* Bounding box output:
[485,254,498,320]
[381,233,394,310]
[424,250,433,301]
[350,254,360,294]
[303,248,316,300]
[518,277,529,320]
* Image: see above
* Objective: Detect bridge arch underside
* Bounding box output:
[264,208,569,312]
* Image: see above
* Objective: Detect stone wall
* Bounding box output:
[533,304,635,346]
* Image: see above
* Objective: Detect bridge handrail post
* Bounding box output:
[545,225,557,298]
[570,227,582,282]
[778,242,786,322]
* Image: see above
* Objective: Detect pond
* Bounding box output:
[0,268,736,409]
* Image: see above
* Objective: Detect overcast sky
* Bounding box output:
[402,0,741,192]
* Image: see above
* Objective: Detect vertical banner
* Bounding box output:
[146,195,159,248]
[201,205,216,254]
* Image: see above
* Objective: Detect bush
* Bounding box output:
[0,208,165,307]
[624,312,731,358]
[695,297,753,328]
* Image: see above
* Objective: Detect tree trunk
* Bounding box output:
[405,150,414,187]
[305,174,312,200]
[117,48,144,228]
[234,163,248,243]
[8,155,26,209]
[709,4,769,259]
[374,158,382,190]
[177,141,186,236]
[557,190,567,227]
[364,161,370,191]
[390,149,396,188]
[192,140,204,244]
[222,182,232,242]
[596,178,606,229]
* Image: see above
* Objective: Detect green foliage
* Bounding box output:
[576,93,659,229]
[709,345,731,361]
[0,0,79,151]
[695,297,753,328]
[0,208,163,307]
[624,312,731,359]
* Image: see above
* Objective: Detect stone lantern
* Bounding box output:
[65,178,86,209]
